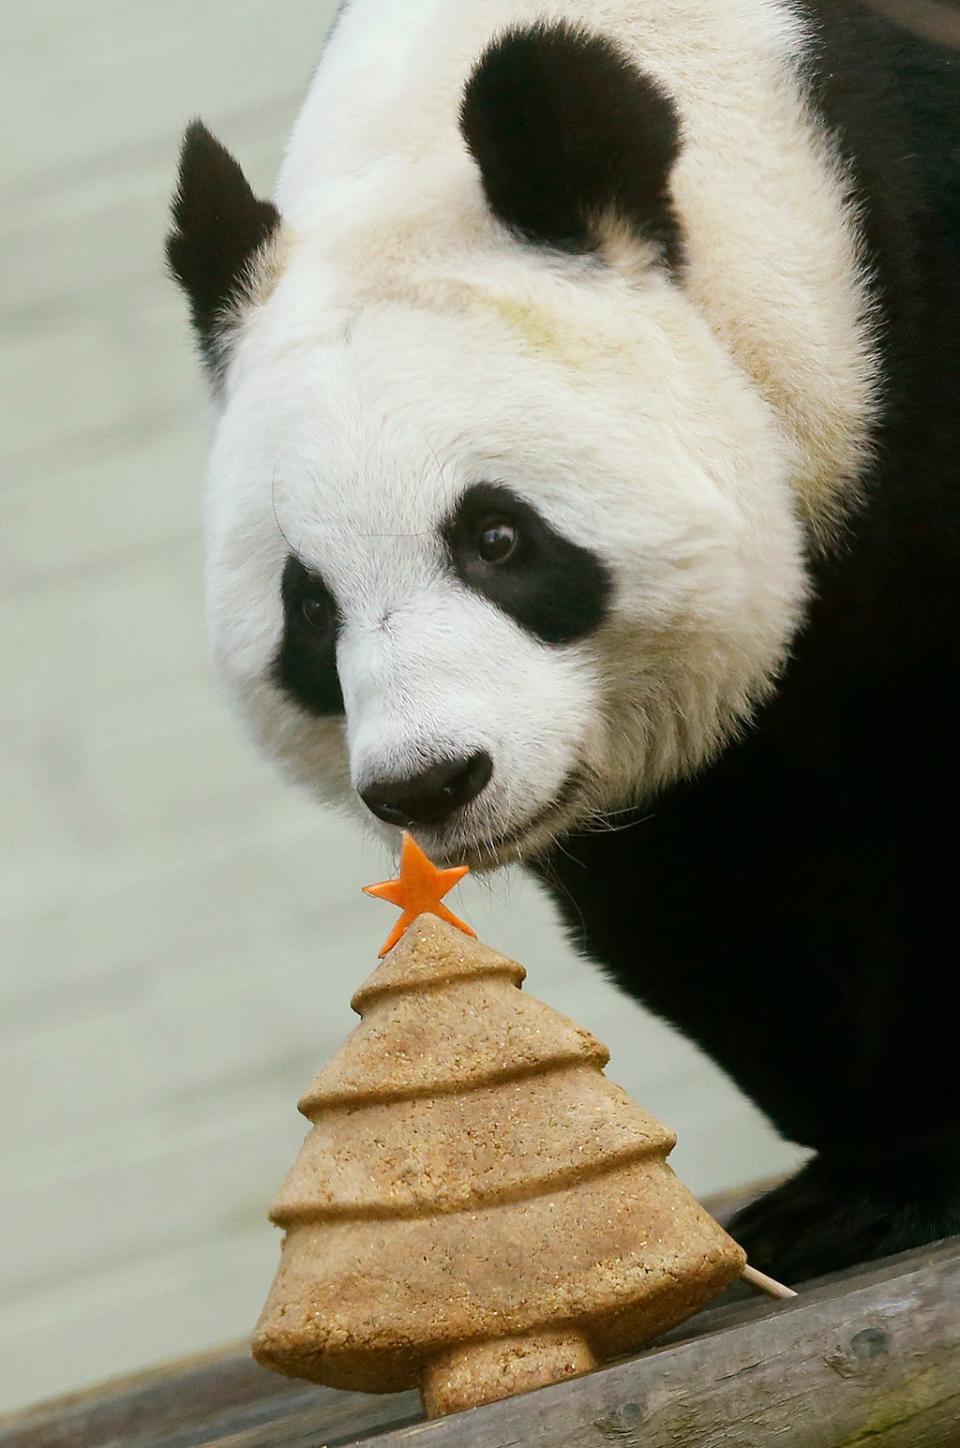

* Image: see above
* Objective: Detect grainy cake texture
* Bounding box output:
[252,915,745,1415]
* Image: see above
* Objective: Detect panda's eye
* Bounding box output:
[443,482,611,645]
[301,595,332,630]
[476,519,518,563]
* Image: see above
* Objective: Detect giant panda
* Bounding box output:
[167,0,960,1284]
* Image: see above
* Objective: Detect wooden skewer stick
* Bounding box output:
[741,1264,798,1300]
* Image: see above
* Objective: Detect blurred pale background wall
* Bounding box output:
[0,0,806,1417]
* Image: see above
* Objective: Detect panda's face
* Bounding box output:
[205,255,807,867]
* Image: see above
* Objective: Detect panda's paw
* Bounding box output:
[728,1155,960,1286]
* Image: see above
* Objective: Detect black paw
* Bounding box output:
[729,1156,960,1285]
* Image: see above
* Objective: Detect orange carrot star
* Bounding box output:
[363,832,476,957]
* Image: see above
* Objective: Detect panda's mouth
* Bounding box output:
[453,766,586,869]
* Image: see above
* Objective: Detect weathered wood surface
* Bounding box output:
[0,1349,420,1448]
[3,1236,958,1448]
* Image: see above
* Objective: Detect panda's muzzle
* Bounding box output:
[360,751,493,830]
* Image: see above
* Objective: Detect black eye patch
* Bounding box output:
[441,482,613,645]
[272,555,345,716]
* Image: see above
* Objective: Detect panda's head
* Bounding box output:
[168,22,807,868]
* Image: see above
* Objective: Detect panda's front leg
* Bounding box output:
[728,1132,960,1285]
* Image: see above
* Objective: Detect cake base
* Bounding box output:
[420,1329,597,1417]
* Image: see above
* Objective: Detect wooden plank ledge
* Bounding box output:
[2,1235,958,1447]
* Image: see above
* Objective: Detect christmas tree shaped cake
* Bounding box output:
[252,838,747,1417]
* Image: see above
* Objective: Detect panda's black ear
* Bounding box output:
[460,22,682,266]
[165,120,281,369]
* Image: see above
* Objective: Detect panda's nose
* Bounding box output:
[360,751,493,829]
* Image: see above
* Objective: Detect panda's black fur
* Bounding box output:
[166,121,281,378]
[460,22,684,268]
[530,2,960,1281]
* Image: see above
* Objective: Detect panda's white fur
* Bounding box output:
[202,0,878,867]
